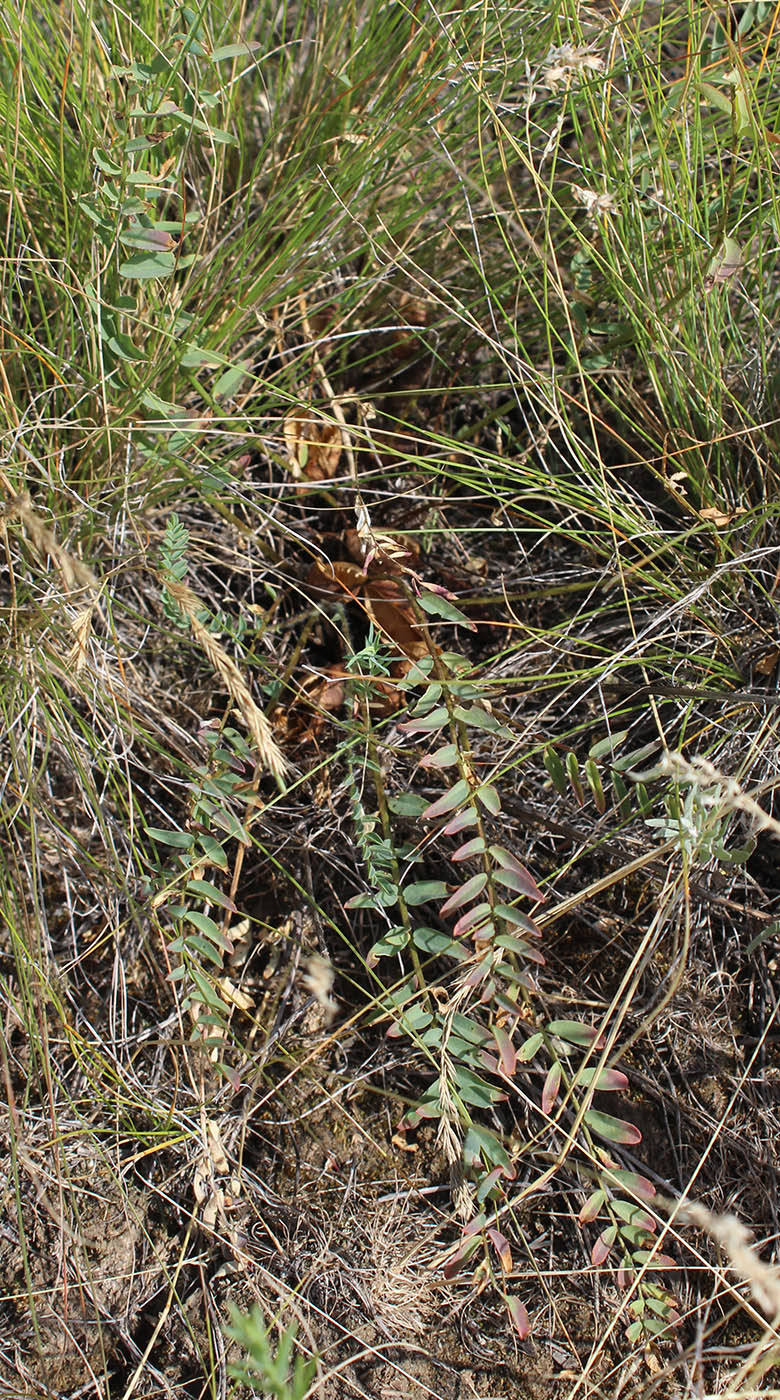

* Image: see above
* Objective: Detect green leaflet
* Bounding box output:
[417,591,475,629]
[404,879,450,905]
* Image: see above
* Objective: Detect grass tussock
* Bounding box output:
[3,1,780,1397]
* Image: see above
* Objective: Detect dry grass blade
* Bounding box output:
[3,489,99,596]
[658,751,780,841]
[668,1198,780,1321]
[163,574,287,781]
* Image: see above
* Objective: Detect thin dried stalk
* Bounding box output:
[668,1197,780,1320]
[659,751,780,840]
[65,608,94,676]
[163,575,287,781]
[3,490,99,595]
[3,490,100,669]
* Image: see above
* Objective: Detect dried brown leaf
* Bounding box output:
[283,407,342,481]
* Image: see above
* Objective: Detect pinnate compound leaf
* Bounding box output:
[542,1060,562,1115]
[585,1110,642,1146]
[506,1296,530,1339]
[440,872,488,917]
[404,880,449,906]
[592,1224,618,1267]
[423,779,471,820]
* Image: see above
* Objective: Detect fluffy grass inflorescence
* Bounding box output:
[3,0,780,1396]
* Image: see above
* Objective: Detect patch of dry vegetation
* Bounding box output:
[4,2,780,1398]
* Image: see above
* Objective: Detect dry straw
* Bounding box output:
[4,490,99,595]
[163,575,287,781]
[4,489,100,671]
[659,751,780,841]
[665,1197,780,1321]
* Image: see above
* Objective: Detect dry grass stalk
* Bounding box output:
[65,607,94,675]
[4,490,99,595]
[303,953,337,1023]
[4,490,100,673]
[163,574,287,781]
[667,1197,780,1320]
[660,751,780,841]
